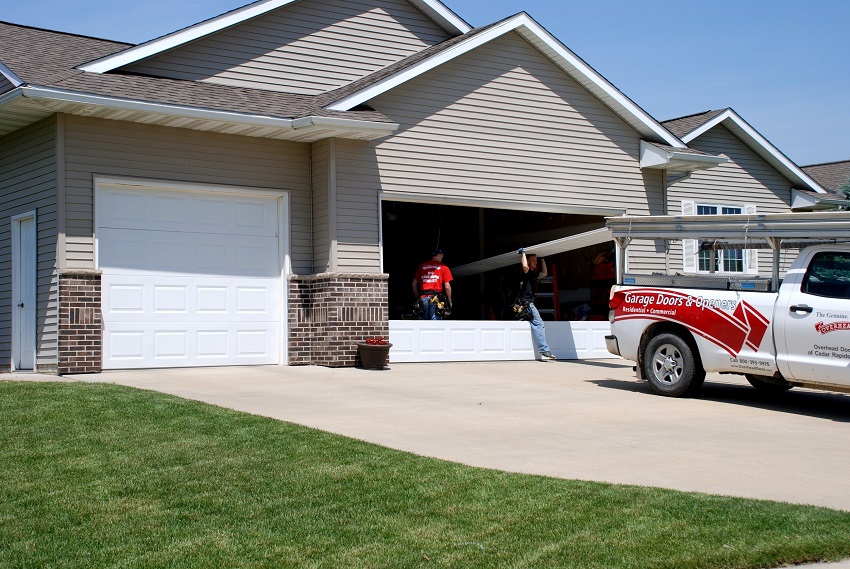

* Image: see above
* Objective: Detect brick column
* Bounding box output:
[289,273,388,367]
[58,270,102,375]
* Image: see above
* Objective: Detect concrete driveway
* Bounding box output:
[59,358,850,513]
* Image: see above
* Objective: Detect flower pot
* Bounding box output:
[356,342,392,370]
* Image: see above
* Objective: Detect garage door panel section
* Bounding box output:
[104,322,280,367]
[98,229,278,277]
[98,184,282,369]
[102,275,279,322]
[98,187,278,236]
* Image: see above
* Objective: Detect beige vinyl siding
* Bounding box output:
[666,124,795,275]
[369,32,653,207]
[334,139,382,272]
[312,139,331,272]
[337,30,663,272]
[126,0,451,95]
[0,74,14,94]
[0,116,58,368]
[62,116,313,273]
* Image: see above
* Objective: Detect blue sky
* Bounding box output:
[4,0,848,166]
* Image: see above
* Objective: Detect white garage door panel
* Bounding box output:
[98,183,283,370]
[103,275,279,322]
[98,229,278,277]
[104,322,279,368]
[98,187,278,236]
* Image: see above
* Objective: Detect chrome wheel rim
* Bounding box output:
[651,343,684,385]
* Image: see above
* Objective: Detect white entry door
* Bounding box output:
[12,213,37,370]
[97,183,283,369]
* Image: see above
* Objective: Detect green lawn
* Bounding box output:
[1,381,848,568]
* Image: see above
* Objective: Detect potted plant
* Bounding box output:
[356,336,392,370]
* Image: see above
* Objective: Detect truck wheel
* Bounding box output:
[745,374,793,393]
[643,333,705,397]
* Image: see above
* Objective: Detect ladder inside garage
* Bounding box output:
[535,262,561,320]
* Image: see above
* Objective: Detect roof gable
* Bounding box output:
[663,108,825,193]
[79,0,470,75]
[117,0,458,96]
[323,12,685,148]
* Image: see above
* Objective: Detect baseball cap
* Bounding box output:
[432,248,444,255]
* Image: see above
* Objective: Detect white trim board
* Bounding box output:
[0,61,24,88]
[79,0,471,73]
[381,191,625,217]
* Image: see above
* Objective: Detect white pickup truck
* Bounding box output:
[604,212,850,397]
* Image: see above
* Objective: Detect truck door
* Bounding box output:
[775,249,850,386]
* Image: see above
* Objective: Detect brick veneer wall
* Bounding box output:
[58,270,102,374]
[289,273,388,366]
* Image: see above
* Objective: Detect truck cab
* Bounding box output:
[774,246,850,387]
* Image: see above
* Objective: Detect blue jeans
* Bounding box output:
[418,295,441,320]
[528,302,550,353]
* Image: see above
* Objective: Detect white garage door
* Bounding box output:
[97,182,283,369]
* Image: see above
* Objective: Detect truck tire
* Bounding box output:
[745,374,793,393]
[643,333,705,397]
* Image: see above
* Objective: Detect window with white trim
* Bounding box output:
[681,201,758,275]
[697,204,743,272]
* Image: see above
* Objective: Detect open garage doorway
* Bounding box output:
[381,200,617,362]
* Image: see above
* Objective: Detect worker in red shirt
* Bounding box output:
[412,248,453,320]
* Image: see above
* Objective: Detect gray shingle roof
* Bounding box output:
[801,160,850,194]
[0,21,129,85]
[0,20,391,123]
[660,109,727,138]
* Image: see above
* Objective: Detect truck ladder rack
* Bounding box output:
[606,211,850,291]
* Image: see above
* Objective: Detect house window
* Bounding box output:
[697,204,744,273]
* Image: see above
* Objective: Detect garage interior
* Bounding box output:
[381,201,616,323]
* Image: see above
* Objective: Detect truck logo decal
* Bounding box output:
[815,321,850,334]
[614,288,770,356]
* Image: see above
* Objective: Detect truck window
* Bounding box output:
[802,252,850,299]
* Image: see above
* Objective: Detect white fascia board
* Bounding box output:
[668,151,727,165]
[19,85,396,136]
[640,140,726,170]
[409,0,472,34]
[0,61,24,87]
[791,189,850,211]
[79,0,299,73]
[291,115,397,134]
[681,108,827,194]
[0,86,24,107]
[328,13,684,149]
[21,85,299,126]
